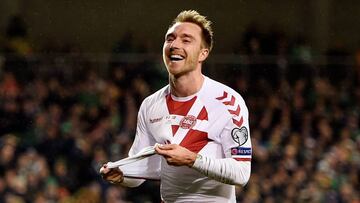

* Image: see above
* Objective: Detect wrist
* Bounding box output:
[189,153,202,167]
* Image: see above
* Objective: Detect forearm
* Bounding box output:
[191,155,251,186]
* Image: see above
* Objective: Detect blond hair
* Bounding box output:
[171,10,214,51]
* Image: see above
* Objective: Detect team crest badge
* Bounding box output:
[180,115,197,129]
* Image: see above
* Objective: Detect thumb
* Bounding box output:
[100,164,109,174]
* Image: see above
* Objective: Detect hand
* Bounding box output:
[155,144,197,167]
[99,164,124,184]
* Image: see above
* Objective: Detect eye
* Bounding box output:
[183,38,191,43]
[166,35,175,42]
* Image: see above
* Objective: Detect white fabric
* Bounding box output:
[106,144,159,169]
[192,156,251,186]
[118,155,160,180]
[125,76,251,202]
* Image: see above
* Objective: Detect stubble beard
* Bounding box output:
[166,51,199,79]
[169,61,197,79]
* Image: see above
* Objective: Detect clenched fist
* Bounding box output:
[99,164,124,184]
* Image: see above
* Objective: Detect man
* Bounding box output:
[100,10,251,202]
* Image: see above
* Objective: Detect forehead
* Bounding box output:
[166,22,202,38]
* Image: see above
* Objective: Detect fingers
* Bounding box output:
[155,144,176,153]
[100,164,124,184]
[155,144,197,167]
[157,144,175,150]
[155,149,170,158]
[155,145,174,157]
[155,144,181,166]
[103,169,121,179]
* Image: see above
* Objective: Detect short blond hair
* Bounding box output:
[171,10,214,51]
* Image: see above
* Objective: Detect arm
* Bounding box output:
[155,144,251,186]
[191,154,251,186]
[192,98,252,186]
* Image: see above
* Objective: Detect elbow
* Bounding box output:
[236,169,250,186]
[234,162,251,186]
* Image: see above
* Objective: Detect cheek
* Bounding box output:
[163,42,170,53]
[187,48,200,60]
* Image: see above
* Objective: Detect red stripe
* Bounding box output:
[166,94,210,151]
[232,116,243,127]
[216,91,228,100]
[228,105,240,116]
[171,125,179,136]
[179,129,210,153]
[223,95,235,106]
[166,94,198,136]
[166,94,196,116]
[197,107,208,120]
[234,157,251,161]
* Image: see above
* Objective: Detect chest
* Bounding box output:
[145,96,228,148]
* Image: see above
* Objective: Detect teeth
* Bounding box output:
[170,54,184,61]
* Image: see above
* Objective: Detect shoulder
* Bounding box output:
[140,85,169,111]
[202,78,249,132]
[203,77,246,108]
[200,77,248,126]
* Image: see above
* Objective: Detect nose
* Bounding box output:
[169,38,180,51]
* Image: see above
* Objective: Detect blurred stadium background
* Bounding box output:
[0,1,359,202]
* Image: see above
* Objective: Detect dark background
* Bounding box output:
[0,1,359,203]
[1,0,360,53]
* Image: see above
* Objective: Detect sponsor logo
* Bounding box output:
[231,126,248,146]
[231,147,252,156]
[179,115,197,129]
[231,148,238,155]
[150,117,162,123]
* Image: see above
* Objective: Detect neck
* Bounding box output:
[169,71,204,97]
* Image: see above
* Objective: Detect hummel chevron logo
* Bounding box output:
[216,91,244,127]
[228,105,240,116]
[216,91,228,100]
[223,95,235,106]
[232,117,243,127]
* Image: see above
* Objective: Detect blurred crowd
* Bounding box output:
[0,16,359,203]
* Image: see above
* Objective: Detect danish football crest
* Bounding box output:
[179,115,197,129]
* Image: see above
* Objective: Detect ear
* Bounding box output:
[198,48,209,62]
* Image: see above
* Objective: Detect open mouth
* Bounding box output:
[169,54,185,62]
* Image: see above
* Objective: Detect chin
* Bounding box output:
[166,67,181,76]
[167,64,182,72]
[168,69,182,77]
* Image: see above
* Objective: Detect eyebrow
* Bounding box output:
[181,33,195,40]
[165,33,195,40]
[165,33,175,39]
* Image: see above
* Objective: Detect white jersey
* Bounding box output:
[124,76,251,202]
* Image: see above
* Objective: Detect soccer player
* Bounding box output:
[100,10,251,202]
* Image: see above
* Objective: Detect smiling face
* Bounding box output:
[163,22,209,77]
